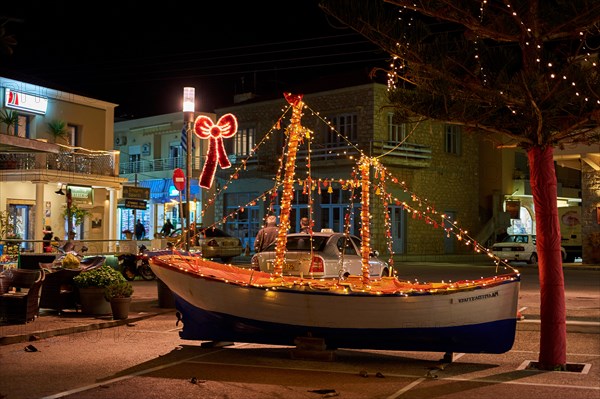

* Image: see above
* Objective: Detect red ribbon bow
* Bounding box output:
[193,114,238,189]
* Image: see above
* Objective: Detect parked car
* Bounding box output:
[491,234,567,264]
[251,230,390,278]
[169,227,243,263]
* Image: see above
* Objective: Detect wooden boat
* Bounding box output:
[151,93,521,354]
[149,254,520,354]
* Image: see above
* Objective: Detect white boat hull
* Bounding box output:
[150,256,520,353]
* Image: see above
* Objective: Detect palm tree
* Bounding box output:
[0,109,19,135]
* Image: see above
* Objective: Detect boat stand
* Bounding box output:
[291,336,336,361]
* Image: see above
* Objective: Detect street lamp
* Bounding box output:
[183,87,195,251]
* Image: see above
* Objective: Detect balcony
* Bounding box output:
[120,156,188,175]
[0,148,118,177]
[370,140,432,168]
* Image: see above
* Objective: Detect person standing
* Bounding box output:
[160,218,174,237]
[134,219,145,240]
[254,215,278,252]
[42,226,53,252]
[300,217,310,234]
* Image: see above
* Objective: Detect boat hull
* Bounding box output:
[151,257,520,354]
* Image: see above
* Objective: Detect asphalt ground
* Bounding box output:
[0,261,598,399]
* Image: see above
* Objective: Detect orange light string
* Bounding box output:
[273,95,305,277]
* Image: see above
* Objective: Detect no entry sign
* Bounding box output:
[173,168,185,191]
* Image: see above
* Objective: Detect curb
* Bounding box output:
[0,309,173,346]
[517,319,600,334]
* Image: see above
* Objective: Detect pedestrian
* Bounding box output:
[134,219,145,240]
[254,215,278,252]
[160,218,174,237]
[300,217,310,234]
[42,226,53,252]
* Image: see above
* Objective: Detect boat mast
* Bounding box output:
[359,156,371,286]
[273,93,305,277]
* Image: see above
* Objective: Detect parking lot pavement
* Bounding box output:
[0,280,173,346]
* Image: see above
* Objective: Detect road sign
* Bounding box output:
[123,186,150,200]
[173,168,185,191]
[124,199,147,210]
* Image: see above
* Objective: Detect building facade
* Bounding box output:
[115,112,215,239]
[211,84,482,257]
[0,76,126,254]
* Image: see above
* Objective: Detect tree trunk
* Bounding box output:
[527,146,567,370]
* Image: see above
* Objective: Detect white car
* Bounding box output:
[491,234,567,264]
[251,231,390,278]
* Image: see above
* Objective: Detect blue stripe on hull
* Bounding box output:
[175,295,517,354]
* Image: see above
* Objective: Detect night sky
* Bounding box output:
[0,1,387,119]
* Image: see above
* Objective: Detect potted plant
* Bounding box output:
[104,281,134,320]
[73,264,124,315]
[47,119,69,143]
[0,109,19,135]
[61,203,91,234]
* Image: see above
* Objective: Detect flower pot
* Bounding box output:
[110,297,131,320]
[78,287,111,315]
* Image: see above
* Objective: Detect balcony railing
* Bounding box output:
[0,148,118,177]
[120,153,262,176]
[370,140,432,168]
[120,156,204,175]
[118,140,432,177]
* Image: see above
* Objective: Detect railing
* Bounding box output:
[0,238,159,259]
[118,140,432,176]
[120,153,260,175]
[120,156,207,175]
[297,143,362,163]
[0,148,118,177]
[370,140,432,167]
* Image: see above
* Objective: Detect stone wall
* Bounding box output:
[581,162,600,263]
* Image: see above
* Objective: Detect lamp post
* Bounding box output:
[183,87,195,251]
[66,187,73,239]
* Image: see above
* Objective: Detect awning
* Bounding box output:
[137,179,166,199]
[139,178,201,203]
[164,178,201,197]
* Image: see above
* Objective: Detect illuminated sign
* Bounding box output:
[122,186,150,200]
[4,88,48,114]
[124,199,147,210]
[67,185,93,206]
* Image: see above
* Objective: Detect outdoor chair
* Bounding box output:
[0,268,45,324]
[39,268,82,314]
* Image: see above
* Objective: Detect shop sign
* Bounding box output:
[123,186,150,200]
[67,185,93,206]
[124,199,147,210]
[4,88,48,114]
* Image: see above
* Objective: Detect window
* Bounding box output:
[67,124,78,146]
[129,153,141,173]
[444,124,461,155]
[169,142,183,169]
[232,127,255,157]
[224,192,259,249]
[388,113,406,143]
[16,115,29,138]
[326,113,357,145]
[320,186,361,234]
